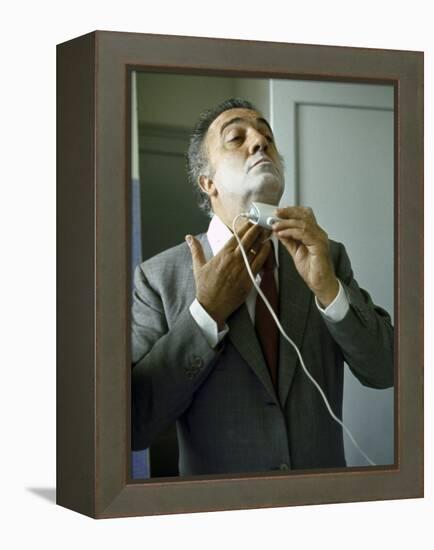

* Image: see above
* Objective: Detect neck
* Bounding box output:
[212,200,248,230]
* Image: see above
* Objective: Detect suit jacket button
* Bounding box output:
[279,463,289,470]
[190,356,203,369]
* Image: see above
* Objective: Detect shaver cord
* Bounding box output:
[233,213,376,467]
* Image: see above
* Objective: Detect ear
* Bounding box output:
[198,175,218,198]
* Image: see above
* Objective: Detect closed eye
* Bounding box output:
[226,135,243,145]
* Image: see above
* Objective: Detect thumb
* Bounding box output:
[279,236,299,258]
[185,235,206,274]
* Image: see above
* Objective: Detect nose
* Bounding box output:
[248,128,269,155]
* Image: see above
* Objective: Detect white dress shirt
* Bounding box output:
[189,214,349,348]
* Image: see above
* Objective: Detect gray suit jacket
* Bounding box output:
[131,234,394,476]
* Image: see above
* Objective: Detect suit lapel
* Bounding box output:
[227,303,277,401]
[199,234,277,401]
[277,242,312,408]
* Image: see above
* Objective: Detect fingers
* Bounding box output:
[232,217,252,236]
[223,219,252,251]
[275,206,316,223]
[278,236,300,258]
[274,227,316,245]
[236,223,268,254]
[250,240,272,274]
[185,235,206,275]
[271,218,305,232]
[272,209,326,248]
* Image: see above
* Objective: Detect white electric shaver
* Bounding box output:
[243,202,283,229]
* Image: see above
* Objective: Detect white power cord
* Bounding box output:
[232,213,376,467]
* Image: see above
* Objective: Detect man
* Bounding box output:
[131,98,394,476]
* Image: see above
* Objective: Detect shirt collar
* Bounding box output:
[206,214,279,268]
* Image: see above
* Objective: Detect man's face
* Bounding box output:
[202,108,285,218]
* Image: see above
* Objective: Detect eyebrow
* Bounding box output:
[219,116,274,137]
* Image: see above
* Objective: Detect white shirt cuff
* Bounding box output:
[315,279,349,322]
[189,299,229,348]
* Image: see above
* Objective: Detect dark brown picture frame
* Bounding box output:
[57,30,424,519]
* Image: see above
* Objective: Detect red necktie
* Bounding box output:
[255,248,279,389]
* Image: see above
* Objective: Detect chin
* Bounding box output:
[249,177,284,205]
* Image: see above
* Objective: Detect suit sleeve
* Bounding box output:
[322,242,394,389]
[131,264,225,451]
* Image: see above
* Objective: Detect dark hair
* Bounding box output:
[186,98,257,218]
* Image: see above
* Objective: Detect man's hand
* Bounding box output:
[272,206,339,307]
[185,222,271,329]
